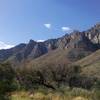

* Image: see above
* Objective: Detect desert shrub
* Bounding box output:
[16,68,40,90]
[0,62,15,100]
[15,64,96,91]
[16,64,82,90]
[93,80,100,89]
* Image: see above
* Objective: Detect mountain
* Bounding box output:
[0,23,100,68]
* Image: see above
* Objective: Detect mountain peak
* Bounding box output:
[29,39,36,43]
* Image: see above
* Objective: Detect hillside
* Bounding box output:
[27,47,93,69]
[76,49,100,79]
[27,46,100,80]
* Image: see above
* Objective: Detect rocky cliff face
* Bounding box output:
[0,23,100,64]
[85,23,100,44]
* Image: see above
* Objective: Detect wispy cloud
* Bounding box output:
[44,24,51,29]
[0,41,14,50]
[37,40,45,42]
[61,27,72,32]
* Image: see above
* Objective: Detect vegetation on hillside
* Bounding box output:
[0,63,15,100]
[15,63,97,90]
[0,60,100,100]
[11,87,100,100]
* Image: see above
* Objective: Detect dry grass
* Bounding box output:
[11,87,100,100]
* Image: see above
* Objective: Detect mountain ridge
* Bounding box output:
[0,23,100,67]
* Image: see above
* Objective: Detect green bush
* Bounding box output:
[0,62,15,100]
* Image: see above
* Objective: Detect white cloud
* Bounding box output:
[61,27,72,32]
[0,41,14,50]
[44,24,51,29]
[37,40,45,42]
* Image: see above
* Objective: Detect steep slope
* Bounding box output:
[28,48,100,80]
[76,49,100,79]
[27,47,93,69]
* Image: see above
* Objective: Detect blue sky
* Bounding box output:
[0,0,100,48]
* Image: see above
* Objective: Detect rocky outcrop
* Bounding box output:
[85,23,100,44]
